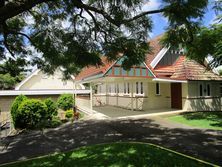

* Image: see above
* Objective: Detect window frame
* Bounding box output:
[155,82,160,95]
[135,82,144,96]
[198,82,211,97]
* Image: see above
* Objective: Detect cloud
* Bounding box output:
[142,0,160,11]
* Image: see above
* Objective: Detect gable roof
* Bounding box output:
[145,34,164,66]
[75,57,114,81]
[15,69,40,90]
[171,58,222,81]
[75,34,222,82]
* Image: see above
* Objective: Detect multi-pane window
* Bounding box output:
[127,83,130,94]
[140,82,143,94]
[156,82,160,95]
[199,82,211,97]
[123,82,130,94]
[135,82,144,95]
[124,83,127,94]
[136,82,139,94]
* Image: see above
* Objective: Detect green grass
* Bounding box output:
[0,142,214,167]
[167,112,222,130]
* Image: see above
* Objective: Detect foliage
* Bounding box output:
[0,58,30,90]
[219,69,222,75]
[44,98,58,120]
[0,73,16,90]
[15,99,47,129]
[48,116,62,128]
[1,143,212,167]
[65,109,73,119]
[11,95,28,127]
[162,1,222,67]
[57,94,74,111]
[0,0,211,78]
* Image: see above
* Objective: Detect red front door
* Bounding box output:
[171,83,182,109]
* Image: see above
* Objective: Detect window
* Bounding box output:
[199,84,203,96]
[109,85,111,93]
[124,83,126,94]
[135,82,144,95]
[136,82,139,94]
[156,82,160,95]
[141,82,143,94]
[207,84,211,96]
[124,82,130,94]
[199,82,211,97]
[116,84,119,94]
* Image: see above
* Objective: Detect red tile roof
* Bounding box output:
[75,57,114,81]
[171,58,222,81]
[75,34,222,81]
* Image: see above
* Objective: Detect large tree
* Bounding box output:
[0,57,29,89]
[0,0,216,78]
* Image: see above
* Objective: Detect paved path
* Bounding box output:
[0,117,222,166]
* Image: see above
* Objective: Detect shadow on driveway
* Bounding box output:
[0,118,222,166]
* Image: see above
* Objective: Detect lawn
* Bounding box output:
[0,142,214,167]
[167,112,222,130]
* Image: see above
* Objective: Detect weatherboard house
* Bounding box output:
[75,35,222,111]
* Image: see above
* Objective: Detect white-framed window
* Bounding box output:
[135,82,144,95]
[156,82,160,95]
[127,83,130,94]
[199,82,211,97]
[123,82,130,95]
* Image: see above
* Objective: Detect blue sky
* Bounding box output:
[145,0,216,38]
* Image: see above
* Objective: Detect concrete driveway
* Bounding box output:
[93,106,182,118]
[0,117,222,166]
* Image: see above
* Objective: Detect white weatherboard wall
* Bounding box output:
[93,81,172,110]
[17,70,83,90]
[182,81,222,111]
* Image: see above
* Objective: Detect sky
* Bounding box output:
[143,0,216,38]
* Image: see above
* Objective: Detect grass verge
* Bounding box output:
[167,112,222,130]
[0,142,216,167]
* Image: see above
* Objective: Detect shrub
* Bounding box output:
[11,95,28,127]
[49,116,62,128]
[16,99,47,129]
[44,98,58,120]
[65,109,73,119]
[57,94,74,111]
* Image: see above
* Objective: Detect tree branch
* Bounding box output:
[0,0,52,22]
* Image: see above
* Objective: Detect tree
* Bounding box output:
[0,0,212,78]
[0,57,30,89]
[161,0,222,66]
